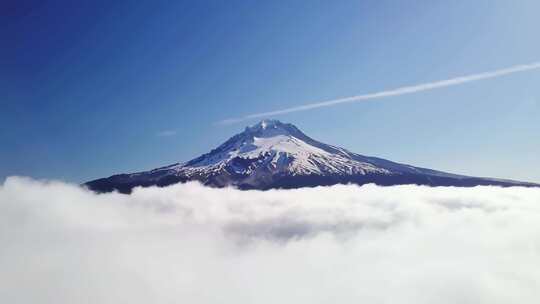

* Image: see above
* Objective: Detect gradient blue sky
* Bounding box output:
[2,0,540,183]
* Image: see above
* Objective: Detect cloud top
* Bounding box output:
[1,177,540,303]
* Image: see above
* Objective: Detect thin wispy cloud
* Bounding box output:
[218,61,540,125]
[156,130,177,137]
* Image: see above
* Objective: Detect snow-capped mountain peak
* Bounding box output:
[176,119,389,177]
[85,120,539,193]
[243,119,302,138]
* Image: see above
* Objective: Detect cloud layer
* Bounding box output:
[1,177,540,303]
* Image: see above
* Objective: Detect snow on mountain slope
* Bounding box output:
[85,120,539,193]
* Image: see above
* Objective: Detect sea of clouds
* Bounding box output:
[1,176,540,303]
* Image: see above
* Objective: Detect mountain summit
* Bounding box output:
[85,120,538,193]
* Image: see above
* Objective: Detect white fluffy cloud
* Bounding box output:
[1,177,540,303]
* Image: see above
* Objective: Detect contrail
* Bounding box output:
[218,61,540,125]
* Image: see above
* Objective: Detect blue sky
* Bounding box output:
[2,0,540,183]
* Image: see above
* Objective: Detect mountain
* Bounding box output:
[85,120,538,193]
